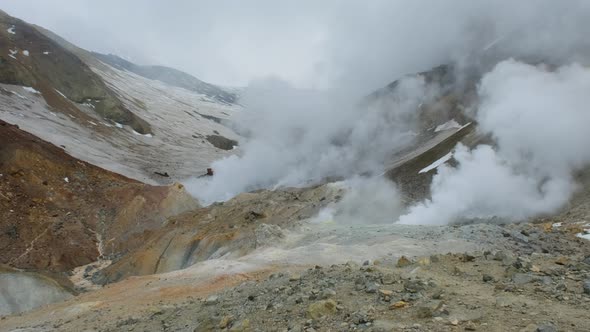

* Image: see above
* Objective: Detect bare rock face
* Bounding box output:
[93,185,343,284]
[206,134,238,150]
[0,119,198,272]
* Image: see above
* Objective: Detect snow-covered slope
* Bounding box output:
[0,13,242,185]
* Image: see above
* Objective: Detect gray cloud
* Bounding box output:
[401,61,590,225]
[4,1,590,89]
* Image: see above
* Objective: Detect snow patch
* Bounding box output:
[87,121,98,126]
[8,49,17,59]
[22,50,29,57]
[55,89,67,98]
[7,26,15,35]
[11,91,27,100]
[132,130,153,138]
[435,119,462,132]
[114,122,124,128]
[552,222,562,228]
[43,51,50,55]
[82,102,95,109]
[23,87,40,94]
[576,230,590,241]
[64,177,69,183]
[418,152,453,174]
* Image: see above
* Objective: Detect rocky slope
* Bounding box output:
[0,11,241,185]
[0,118,197,273]
[0,10,151,134]
[1,218,589,331]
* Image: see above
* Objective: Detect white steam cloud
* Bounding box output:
[312,177,404,225]
[400,60,590,225]
[187,76,438,204]
[185,0,590,229]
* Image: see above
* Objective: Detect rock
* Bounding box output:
[531,265,541,273]
[482,274,494,283]
[512,273,536,285]
[365,282,380,293]
[514,257,532,270]
[495,296,513,308]
[397,256,413,268]
[400,292,422,302]
[205,295,219,305]
[456,310,485,323]
[582,256,590,265]
[219,315,234,329]
[465,321,477,331]
[519,324,538,332]
[431,289,444,300]
[583,280,590,295]
[378,289,393,301]
[389,301,408,310]
[460,253,476,262]
[193,317,216,331]
[417,257,431,266]
[351,306,375,324]
[494,251,515,265]
[536,324,557,332]
[229,319,251,332]
[372,320,397,331]
[555,257,569,266]
[415,300,443,319]
[320,288,336,299]
[115,317,139,327]
[452,266,464,276]
[539,276,553,286]
[404,280,426,293]
[289,274,301,282]
[381,274,398,285]
[509,231,529,243]
[306,300,337,319]
[254,223,284,247]
[379,289,393,297]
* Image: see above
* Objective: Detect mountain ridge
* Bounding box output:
[91,52,238,105]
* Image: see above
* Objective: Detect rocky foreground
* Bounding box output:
[1,220,589,332]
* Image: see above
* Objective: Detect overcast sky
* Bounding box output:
[3,1,590,90]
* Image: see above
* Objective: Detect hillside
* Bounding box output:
[91,52,237,105]
[0,10,241,185]
[0,10,151,134]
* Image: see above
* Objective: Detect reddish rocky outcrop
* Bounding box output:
[0,119,197,272]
